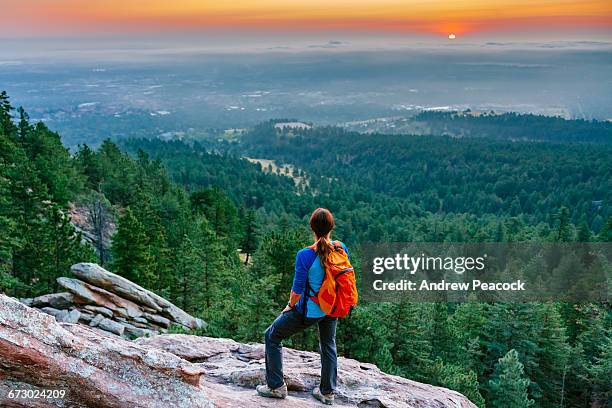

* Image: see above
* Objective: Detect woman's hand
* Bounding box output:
[282,291,301,313]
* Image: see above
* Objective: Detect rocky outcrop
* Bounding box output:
[0,295,477,408]
[19,263,206,339]
[0,295,212,408]
[136,335,477,408]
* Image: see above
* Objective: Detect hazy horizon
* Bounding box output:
[3,0,611,37]
[1,1,611,146]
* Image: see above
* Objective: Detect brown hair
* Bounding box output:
[309,208,335,273]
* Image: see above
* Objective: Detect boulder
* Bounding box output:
[0,294,212,408]
[79,313,93,324]
[40,307,62,318]
[24,264,206,338]
[29,292,75,309]
[83,305,114,318]
[71,263,161,312]
[18,298,33,307]
[89,313,105,328]
[71,263,205,330]
[122,322,157,339]
[97,318,125,336]
[143,312,171,328]
[57,277,143,319]
[132,321,164,331]
[56,308,81,324]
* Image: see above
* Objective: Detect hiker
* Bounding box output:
[257,208,358,405]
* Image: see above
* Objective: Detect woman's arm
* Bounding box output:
[283,250,309,312]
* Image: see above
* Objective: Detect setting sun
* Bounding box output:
[448,33,456,39]
[1,0,611,36]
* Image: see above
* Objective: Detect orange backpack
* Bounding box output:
[307,241,358,318]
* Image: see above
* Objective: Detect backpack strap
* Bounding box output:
[300,274,309,323]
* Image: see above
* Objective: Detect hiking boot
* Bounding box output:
[313,386,334,405]
[256,383,288,399]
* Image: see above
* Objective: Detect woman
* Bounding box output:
[257,208,348,405]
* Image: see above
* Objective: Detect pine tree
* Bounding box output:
[488,349,534,408]
[97,139,137,205]
[174,235,202,313]
[111,207,154,286]
[179,217,225,313]
[431,361,485,408]
[449,299,486,375]
[387,302,434,381]
[0,125,18,290]
[0,92,15,135]
[0,93,23,291]
[240,207,259,265]
[255,227,304,307]
[577,221,591,242]
[533,303,570,408]
[229,268,279,342]
[38,205,95,293]
[427,302,454,361]
[75,144,103,190]
[17,107,31,139]
[553,207,572,242]
[190,188,239,246]
[597,216,612,242]
[129,189,172,292]
[587,337,612,407]
[19,120,84,205]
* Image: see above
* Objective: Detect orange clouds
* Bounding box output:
[2,0,611,36]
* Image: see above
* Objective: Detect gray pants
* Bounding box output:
[264,308,338,394]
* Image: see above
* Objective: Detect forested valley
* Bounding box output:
[412,111,612,144]
[1,91,610,407]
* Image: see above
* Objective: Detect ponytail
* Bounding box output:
[309,208,335,273]
[315,236,333,274]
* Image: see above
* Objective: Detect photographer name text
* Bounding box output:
[372,279,525,292]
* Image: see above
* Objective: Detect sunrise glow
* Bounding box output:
[1,0,611,37]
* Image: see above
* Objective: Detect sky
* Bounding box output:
[2,0,611,39]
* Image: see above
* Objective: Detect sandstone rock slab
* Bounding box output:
[0,295,213,408]
[57,277,143,319]
[30,292,76,309]
[40,307,62,318]
[136,334,478,408]
[70,263,206,330]
[56,308,81,324]
[2,296,476,408]
[71,263,161,312]
[143,312,171,328]
[83,305,114,318]
[89,313,105,328]
[97,318,125,336]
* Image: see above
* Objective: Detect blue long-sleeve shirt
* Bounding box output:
[291,241,350,318]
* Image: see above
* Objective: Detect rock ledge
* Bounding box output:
[0,294,477,407]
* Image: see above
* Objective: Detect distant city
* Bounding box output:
[1,39,611,147]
